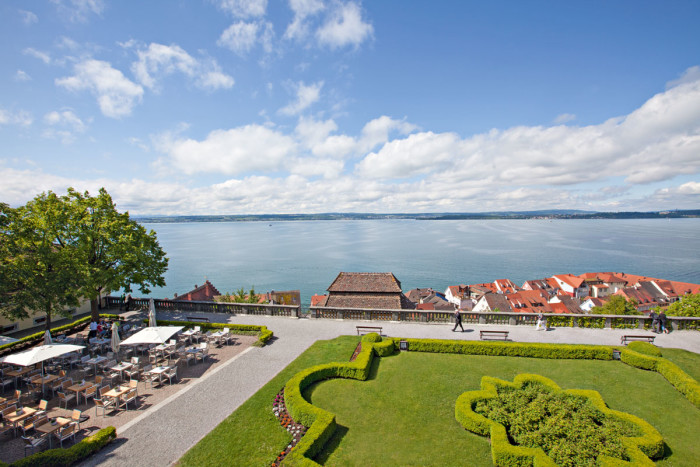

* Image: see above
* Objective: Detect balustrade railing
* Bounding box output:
[105,296,301,318]
[308,306,700,330]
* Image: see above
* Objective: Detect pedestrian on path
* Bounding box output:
[536,313,546,331]
[452,309,464,332]
[659,311,669,334]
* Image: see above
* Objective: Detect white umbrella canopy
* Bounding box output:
[120,326,183,346]
[111,325,121,353]
[3,343,85,393]
[148,298,157,327]
[43,330,53,345]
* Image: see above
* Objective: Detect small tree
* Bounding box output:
[0,194,82,330]
[246,286,259,303]
[67,188,168,321]
[666,293,700,317]
[591,295,640,315]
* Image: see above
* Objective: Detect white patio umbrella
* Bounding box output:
[148,298,157,327]
[3,343,85,393]
[111,324,121,353]
[120,326,183,346]
[43,330,53,345]
[0,335,19,346]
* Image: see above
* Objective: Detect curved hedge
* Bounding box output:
[5,426,117,467]
[456,374,663,466]
[155,319,274,347]
[627,341,662,357]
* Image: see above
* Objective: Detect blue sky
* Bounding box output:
[1,0,699,215]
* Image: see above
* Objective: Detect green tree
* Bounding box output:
[246,286,259,303]
[66,188,168,321]
[666,293,700,317]
[0,194,82,330]
[591,295,640,315]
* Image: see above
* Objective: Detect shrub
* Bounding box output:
[361,332,382,343]
[627,341,662,357]
[10,426,117,466]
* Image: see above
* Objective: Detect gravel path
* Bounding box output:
[81,314,700,466]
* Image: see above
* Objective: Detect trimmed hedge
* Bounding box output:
[456,374,662,466]
[282,338,394,465]
[627,341,662,357]
[0,314,121,355]
[7,426,117,467]
[387,338,613,361]
[155,319,274,347]
[620,348,700,408]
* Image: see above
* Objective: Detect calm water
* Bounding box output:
[141,219,700,307]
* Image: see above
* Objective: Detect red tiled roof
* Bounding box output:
[176,280,221,302]
[327,272,402,293]
[311,294,328,306]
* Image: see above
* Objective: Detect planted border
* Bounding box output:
[155,319,273,347]
[1,426,117,467]
[0,314,121,355]
[277,336,699,466]
[455,374,663,466]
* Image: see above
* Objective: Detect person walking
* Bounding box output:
[125,294,132,312]
[649,310,659,333]
[536,313,546,331]
[452,309,464,332]
[88,319,98,344]
[659,310,669,334]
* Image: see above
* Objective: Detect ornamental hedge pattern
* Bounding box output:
[455,374,663,466]
[277,335,699,466]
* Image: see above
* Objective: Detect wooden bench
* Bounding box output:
[356,326,383,336]
[480,330,509,341]
[187,316,210,323]
[621,335,655,345]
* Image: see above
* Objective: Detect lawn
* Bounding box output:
[179,337,700,466]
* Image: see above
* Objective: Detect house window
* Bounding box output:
[1,323,18,333]
[33,316,47,325]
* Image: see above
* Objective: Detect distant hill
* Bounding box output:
[134,210,700,223]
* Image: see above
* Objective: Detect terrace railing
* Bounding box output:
[105,296,301,318]
[309,306,700,331]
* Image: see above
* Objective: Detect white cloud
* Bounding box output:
[284,0,325,41]
[316,1,373,49]
[0,108,33,126]
[56,59,144,118]
[132,43,234,91]
[19,10,38,25]
[666,66,700,89]
[51,0,105,23]
[215,0,267,18]
[23,47,51,64]
[43,109,88,143]
[279,81,323,116]
[218,22,259,54]
[157,124,297,175]
[15,70,31,82]
[553,113,576,124]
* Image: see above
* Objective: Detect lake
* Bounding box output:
[141,218,700,307]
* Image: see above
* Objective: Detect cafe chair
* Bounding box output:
[56,423,77,447]
[57,391,75,409]
[23,434,48,456]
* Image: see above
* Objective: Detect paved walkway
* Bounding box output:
[82,314,699,466]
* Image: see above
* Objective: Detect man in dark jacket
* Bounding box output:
[649,311,659,333]
[453,309,464,332]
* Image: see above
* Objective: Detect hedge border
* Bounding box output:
[0,314,121,356]
[155,319,273,347]
[0,426,117,467]
[276,335,699,466]
[455,374,663,466]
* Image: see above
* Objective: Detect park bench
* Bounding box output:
[187,316,210,323]
[620,335,655,345]
[356,325,383,336]
[480,330,509,341]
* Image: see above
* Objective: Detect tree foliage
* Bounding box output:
[0,188,168,326]
[216,286,261,304]
[666,293,700,317]
[0,194,82,329]
[591,295,640,315]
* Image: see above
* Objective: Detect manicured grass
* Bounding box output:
[178,336,360,467]
[307,351,700,466]
[179,338,699,466]
[661,347,700,382]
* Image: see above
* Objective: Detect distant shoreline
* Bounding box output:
[134,210,700,223]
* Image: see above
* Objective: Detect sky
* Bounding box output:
[1,0,699,215]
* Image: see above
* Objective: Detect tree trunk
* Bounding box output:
[91,298,100,321]
[45,314,52,331]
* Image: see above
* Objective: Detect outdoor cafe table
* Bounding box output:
[85,355,107,375]
[5,366,33,385]
[181,329,197,344]
[89,338,110,352]
[32,374,60,395]
[67,381,92,405]
[109,362,133,380]
[148,366,170,385]
[153,343,174,359]
[5,407,37,435]
[35,416,71,447]
[104,385,131,409]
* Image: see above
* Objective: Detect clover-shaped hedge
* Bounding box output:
[455,374,664,466]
